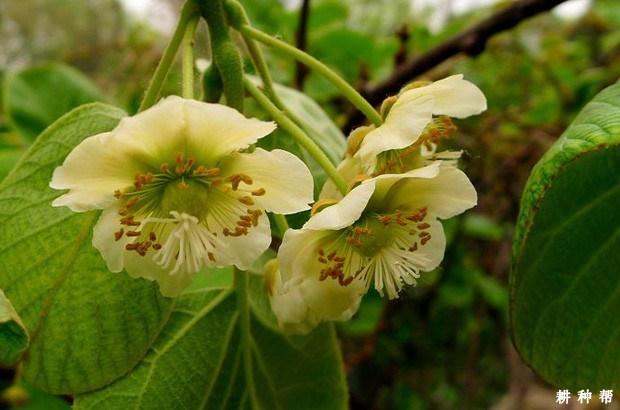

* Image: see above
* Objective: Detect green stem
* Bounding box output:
[199,0,244,111]
[234,269,261,409]
[182,17,199,99]
[244,77,348,196]
[139,0,199,111]
[272,213,290,236]
[239,24,382,127]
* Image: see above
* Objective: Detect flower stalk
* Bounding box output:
[139,0,199,111]
[238,24,383,127]
[243,76,348,196]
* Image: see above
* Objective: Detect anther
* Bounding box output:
[153,243,163,250]
[114,190,122,199]
[126,231,141,237]
[160,163,170,173]
[208,252,215,262]
[114,229,124,241]
[120,216,141,226]
[238,174,253,185]
[149,232,157,241]
[251,188,266,196]
[238,196,254,206]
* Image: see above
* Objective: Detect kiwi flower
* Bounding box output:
[355,74,487,172]
[268,162,476,333]
[50,96,313,297]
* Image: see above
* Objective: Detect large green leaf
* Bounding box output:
[0,289,28,366]
[0,103,173,394]
[3,62,103,141]
[511,81,620,390]
[74,272,348,410]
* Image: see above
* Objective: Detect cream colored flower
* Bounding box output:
[269,162,477,332]
[51,96,314,297]
[355,74,486,171]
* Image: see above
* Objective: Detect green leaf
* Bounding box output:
[0,289,29,366]
[74,273,348,410]
[3,62,104,141]
[511,81,620,390]
[0,103,173,394]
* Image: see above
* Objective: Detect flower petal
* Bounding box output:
[50,130,141,211]
[204,189,272,270]
[182,100,276,164]
[385,165,477,219]
[123,248,195,297]
[304,179,376,231]
[407,74,487,119]
[274,228,364,333]
[355,94,435,166]
[92,206,131,272]
[218,148,313,214]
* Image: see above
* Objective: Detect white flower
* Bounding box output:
[355,75,486,171]
[269,162,477,333]
[50,96,314,297]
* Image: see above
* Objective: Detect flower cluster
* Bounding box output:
[51,96,313,296]
[267,75,486,333]
[50,75,485,333]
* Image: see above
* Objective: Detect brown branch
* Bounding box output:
[345,0,570,130]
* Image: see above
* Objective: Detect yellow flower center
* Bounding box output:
[111,151,267,257]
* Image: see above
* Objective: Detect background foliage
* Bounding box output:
[1,0,619,409]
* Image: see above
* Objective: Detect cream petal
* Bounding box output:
[218,148,313,214]
[92,206,132,272]
[123,248,195,297]
[182,100,276,164]
[204,190,272,270]
[414,219,447,272]
[275,228,364,333]
[355,94,435,167]
[107,96,186,165]
[385,165,477,219]
[224,212,271,270]
[304,179,376,231]
[408,74,487,119]
[366,162,441,210]
[50,131,142,211]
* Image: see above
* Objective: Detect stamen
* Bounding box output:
[238,196,254,206]
[114,228,124,241]
[114,190,122,199]
[120,216,141,226]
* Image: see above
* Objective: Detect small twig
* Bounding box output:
[364,0,569,102]
[294,0,311,89]
[343,0,570,131]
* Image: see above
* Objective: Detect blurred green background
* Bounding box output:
[1,0,619,409]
